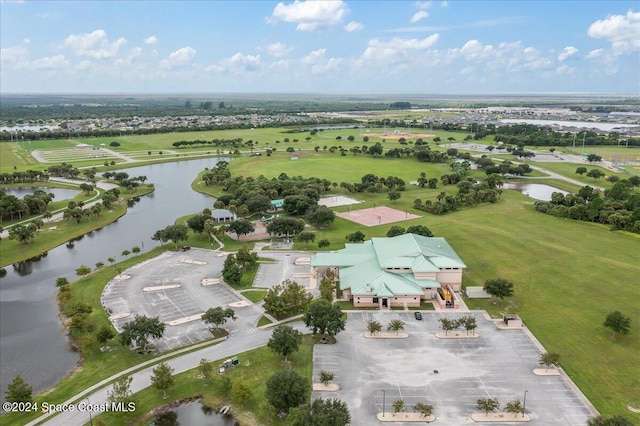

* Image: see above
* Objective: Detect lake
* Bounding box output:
[502,182,568,201]
[0,158,221,402]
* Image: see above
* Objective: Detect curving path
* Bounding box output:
[29,321,308,426]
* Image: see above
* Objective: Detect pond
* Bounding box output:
[502,182,568,201]
[152,401,236,426]
[0,158,221,402]
[1,186,81,200]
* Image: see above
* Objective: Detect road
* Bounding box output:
[28,321,308,426]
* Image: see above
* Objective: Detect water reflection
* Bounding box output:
[502,182,568,201]
[153,401,236,426]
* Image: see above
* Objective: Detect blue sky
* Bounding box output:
[1,0,639,94]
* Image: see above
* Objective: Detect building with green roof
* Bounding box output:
[311,233,466,309]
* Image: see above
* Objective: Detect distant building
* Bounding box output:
[311,234,466,309]
[270,199,284,211]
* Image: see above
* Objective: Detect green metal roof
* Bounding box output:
[310,233,463,298]
[270,199,284,208]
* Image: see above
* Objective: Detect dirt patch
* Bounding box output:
[361,132,435,140]
[336,206,421,227]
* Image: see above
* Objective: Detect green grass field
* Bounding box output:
[214,153,639,420]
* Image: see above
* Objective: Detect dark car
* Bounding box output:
[414,312,423,320]
[181,246,191,251]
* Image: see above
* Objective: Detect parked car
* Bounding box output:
[181,246,191,251]
[414,312,423,320]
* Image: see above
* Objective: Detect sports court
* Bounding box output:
[336,206,421,227]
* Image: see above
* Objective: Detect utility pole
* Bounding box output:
[522,390,528,418]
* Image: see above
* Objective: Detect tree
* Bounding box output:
[202,306,237,329]
[318,239,331,249]
[386,225,406,237]
[587,415,634,426]
[235,245,258,269]
[263,280,311,320]
[5,375,32,403]
[392,399,405,415]
[575,167,588,175]
[75,265,92,276]
[267,217,305,237]
[109,141,121,148]
[151,362,175,399]
[587,153,603,163]
[439,317,456,336]
[121,249,131,258]
[267,324,303,363]
[288,398,351,426]
[297,231,316,247]
[198,358,213,382]
[152,224,188,249]
[406,225,433,237]
[265,369,309,413]
[387,319,406,335]
[345,230,365,243]
[305,205,336,228]
[476,398,500,416]
[483,278,514,299]
[587,169,605,180]
[107,375,133,405]
[319,275,336,301]
[367,320,382,335]
[8,224,36,244]
[96,325,115,344]
[56,277,69,287]
[186,214,209,234]
[603,311,631,340]
[131,246,141,255]
[319,371,334,386]
[304,299,346,339]
[120,315,165,352]
[227,219,255,240]
[231,378,253,405]
[388,190,401,203]
[505,399,524,417]
[539,352,561,371]
[461,315,477,335]
[222,254,242,286]
[413,402,434,418]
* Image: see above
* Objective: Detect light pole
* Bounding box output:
[382,389,386,417]
[522,390,528,418]
[85,398,94,425]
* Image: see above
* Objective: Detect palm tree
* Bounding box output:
[367,320,382,335]
[539,352,560,371]
[387,319,405,335]
[413,402,434,418]
[392,399,405,416]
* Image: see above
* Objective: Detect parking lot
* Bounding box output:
[312,311,594,425]
[101,249,317,351]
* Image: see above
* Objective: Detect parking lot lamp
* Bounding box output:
[522,390,528,417]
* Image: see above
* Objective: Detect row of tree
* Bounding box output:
[534,180,640,233]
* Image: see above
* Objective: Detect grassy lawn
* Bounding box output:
[0,184,154,267]
[536,162,618,188]
[96,337,313,425]
[240,289,267,303]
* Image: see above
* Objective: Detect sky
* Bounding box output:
[1,0,639,95]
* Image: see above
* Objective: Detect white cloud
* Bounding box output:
[1,44,29,63]
[411,11,429,24]
[587,48,604,59]
[209,52,262,74]
[363,35,439,60]
[269,0,348,31]
[415,1,432,9]
[588,10,640,54]
[301,48,341,73]
[267,42,293,57]
[558,46,578,61]
[440,1,448,7]
[26,55,69,70]
[344,21,363,32]
[61,29,126,59]
[115,47,143,66]
[161,46,196,68]
[555,64,574,75]
[144,36,158,45]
